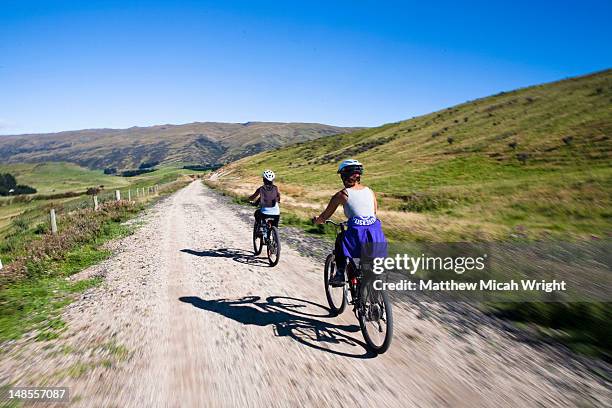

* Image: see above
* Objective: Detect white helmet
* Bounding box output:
[262,169,276,181]
[337,159,363,174]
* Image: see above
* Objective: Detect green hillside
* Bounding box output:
[211,70,612,240]
[0,162,129,195]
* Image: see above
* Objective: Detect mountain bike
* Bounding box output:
[253,215,281,266]
[323,220,393,354]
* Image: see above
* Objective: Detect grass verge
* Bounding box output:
[0,179,189,344]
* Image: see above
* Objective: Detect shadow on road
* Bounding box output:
[181,248,269,267]
[179,295,376,359]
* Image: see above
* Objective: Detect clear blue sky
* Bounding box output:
[1,0,610,135]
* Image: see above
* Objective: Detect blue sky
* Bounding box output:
[1,0,610,134]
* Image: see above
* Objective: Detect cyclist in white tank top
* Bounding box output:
[312,159,387,286]
[343,186,376,225]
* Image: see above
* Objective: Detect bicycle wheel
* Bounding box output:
[324,254,346,316]
[358,281,393,354]
[267,226,281,266]
[253,222,263,255]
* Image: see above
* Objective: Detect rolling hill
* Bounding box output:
[209,69,612,240]
[0,122,360,170]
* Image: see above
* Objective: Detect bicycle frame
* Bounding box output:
[257,218,275,239]
[327,220,362,308]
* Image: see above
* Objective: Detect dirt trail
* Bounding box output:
[1,181,610,407]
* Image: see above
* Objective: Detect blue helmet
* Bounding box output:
[337,159,363,175]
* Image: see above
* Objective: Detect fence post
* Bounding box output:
[115,190,121,201]
[0,258,3,271]
[50,209,58,234]
[93,195,99,211]
[128,189,131,201]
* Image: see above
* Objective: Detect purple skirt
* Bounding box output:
[341,219,387,259]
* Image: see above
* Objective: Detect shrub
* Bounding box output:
[447,137,454,144]
[516,152,529,164]
[139,161,160,169]
[11,217,29,232]
[15,185,37,194]
[120,168,156,177]
[562,136,574,146]
[86,187,102,195]
[508,141,518,149]
[0,173,36,196]
[33,223,48,235]
[182,164,222,171]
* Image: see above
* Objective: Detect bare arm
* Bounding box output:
[313,191,347,224]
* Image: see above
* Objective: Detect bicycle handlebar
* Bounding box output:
[325,220,347,227]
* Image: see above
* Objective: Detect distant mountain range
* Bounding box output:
[0,122,362,169]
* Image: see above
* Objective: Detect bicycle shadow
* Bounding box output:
[181,248,269,267]
[179,295,376,359]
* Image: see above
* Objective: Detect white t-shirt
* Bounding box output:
[261,202,280,216]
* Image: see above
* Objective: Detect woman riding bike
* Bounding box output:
[249,169,281,228]
[313,159,387,286]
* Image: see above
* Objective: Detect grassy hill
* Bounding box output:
[0,162,195,235]
[210,69,612,241]
[0,122,360,170]
[0,162,130,195]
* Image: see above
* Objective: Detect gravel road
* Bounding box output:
[1,181,610,407]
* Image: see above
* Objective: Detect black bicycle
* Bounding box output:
[253,215,281,266]
[323,220,393,354]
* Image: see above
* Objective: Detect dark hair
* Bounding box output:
[263,177,273,185]
[341,173,361,184]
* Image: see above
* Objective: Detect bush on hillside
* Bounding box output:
[139,161,160,169]
[120,168,156,177]
[516,152,529,164]
[0,173,37,196]
[183,164,223,171]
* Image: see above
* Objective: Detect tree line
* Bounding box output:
[0,173,37,196]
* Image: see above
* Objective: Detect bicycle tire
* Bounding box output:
[253,222,263,255]
[267,226,281,266]
[324,254,346,316]
[358,283,393,354]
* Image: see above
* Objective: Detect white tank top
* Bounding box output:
[343,187,375,220]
